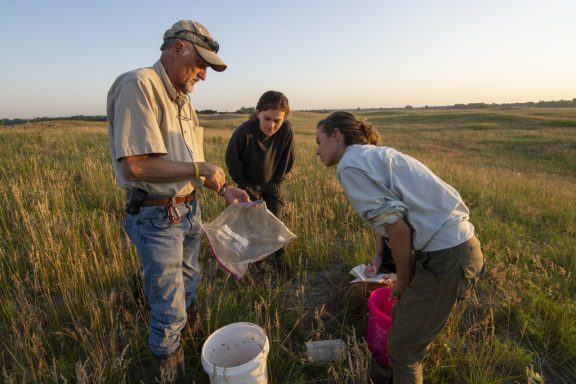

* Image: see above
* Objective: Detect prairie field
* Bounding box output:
[1,108,575,383]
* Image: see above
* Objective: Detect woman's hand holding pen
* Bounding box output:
[365,262,377,278]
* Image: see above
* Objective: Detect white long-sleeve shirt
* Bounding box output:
[337,145,474,252]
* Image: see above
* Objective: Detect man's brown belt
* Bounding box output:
[141,192,196,206]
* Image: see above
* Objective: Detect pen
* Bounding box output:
[366,262,375,275]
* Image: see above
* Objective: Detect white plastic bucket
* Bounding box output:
[201,322,270,383]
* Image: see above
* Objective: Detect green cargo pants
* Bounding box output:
[387,235,485,384]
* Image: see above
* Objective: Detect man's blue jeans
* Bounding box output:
[123,199,202,356]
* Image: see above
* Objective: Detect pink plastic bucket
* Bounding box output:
[366,287,396,366]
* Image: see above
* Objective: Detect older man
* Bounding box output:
[107,20,248,381]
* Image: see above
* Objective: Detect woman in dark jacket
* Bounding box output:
[225,90,295,272]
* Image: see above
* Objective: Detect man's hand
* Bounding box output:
[197,162,225,192]
[223,186,250,205]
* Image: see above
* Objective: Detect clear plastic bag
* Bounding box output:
[203,201,297,279]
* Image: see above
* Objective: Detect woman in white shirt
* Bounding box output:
[315,111,485,384]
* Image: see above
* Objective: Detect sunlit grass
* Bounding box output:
[1,108,575,383]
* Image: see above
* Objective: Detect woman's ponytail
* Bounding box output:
[317,112,381,146]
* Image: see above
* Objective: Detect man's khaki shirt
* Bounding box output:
[107,60,204,196]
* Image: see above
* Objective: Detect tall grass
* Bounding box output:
[1,109,575,383]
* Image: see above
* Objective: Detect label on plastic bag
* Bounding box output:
[218,224,250,247]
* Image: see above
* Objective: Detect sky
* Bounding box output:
[1,0,575,118]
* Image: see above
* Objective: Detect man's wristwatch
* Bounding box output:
[218,182,229,197]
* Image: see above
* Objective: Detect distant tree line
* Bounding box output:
[2,99,575,126]
[234,106,255,114]
[0,108,252,126]
[303,99,576,113]
[426,98,576,110]
[192,107,255,115]
[0,115,107,126]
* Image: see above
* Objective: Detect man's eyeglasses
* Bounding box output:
[174,30,219,53]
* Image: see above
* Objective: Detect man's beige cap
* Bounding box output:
[164,20,227,72]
